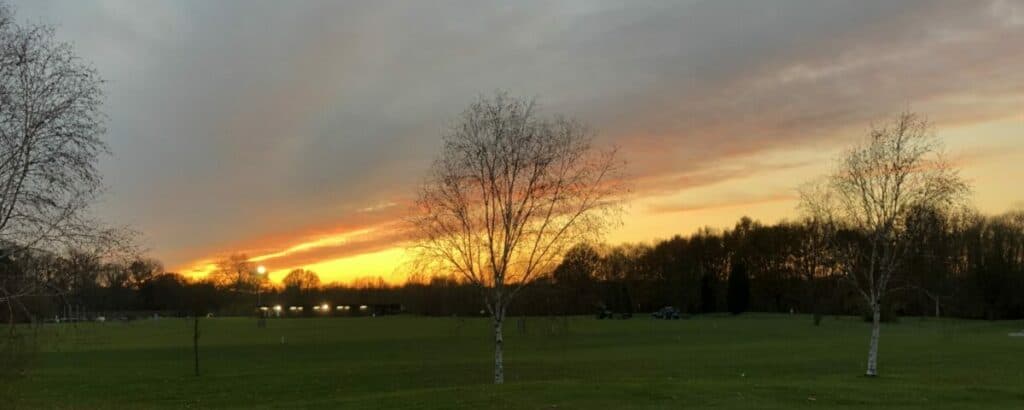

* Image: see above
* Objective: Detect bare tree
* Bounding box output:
[208,253,265,293]
[800,112,968,377]
[0,4,106,249]
[282,268,320,291]
[0,2,114,320]
[409,92,626,384]
[127,257,165,289]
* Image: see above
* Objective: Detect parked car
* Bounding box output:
[596,308,615,319]
[652,306,681,320]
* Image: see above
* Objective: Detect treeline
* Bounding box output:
[413,209,1024,320]
[4,210,1022,322]
[537,210,1024,320]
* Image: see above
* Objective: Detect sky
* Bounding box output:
[11,0,1024,284]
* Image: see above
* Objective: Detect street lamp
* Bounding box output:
[255,265,267,328]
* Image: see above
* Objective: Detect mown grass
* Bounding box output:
[4,313,1023,409]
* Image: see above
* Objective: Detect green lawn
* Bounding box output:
[4,314,1023,409]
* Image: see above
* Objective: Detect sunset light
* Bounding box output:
[6,1,1024,407]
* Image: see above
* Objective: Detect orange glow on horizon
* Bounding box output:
[177,116,1024,286]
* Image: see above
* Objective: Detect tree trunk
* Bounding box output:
[934,298,940,319]
[866,305,881,377]
[493,315,504,384]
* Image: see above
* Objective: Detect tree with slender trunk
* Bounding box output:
[799,112,968,377]
[409,92,626,384]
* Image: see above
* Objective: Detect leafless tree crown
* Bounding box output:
[0,4,107,252]
[802,112,970,298]
[410,92,626,306]
[799,111,969,377]
[0,4,124,312]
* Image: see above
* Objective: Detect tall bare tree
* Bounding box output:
[0,2,117,326]
[410,92,626,384]
[0,4,105,247]
[800,112,968,377]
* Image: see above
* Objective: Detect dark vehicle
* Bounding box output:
[596,308,615,319]
[652,306,681,320]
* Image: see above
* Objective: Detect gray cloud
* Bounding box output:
[11,0,1024,268]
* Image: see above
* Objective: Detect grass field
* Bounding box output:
[4,314,1024,409]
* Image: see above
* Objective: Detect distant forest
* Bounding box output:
[5,208,1023,323]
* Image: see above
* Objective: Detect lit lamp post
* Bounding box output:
[256,265,267,328]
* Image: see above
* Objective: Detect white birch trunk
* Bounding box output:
[493,315,505,384]
[866,305,881,377]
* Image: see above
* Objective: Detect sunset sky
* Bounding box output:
[13,0,1023,284]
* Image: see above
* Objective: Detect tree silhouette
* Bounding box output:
[0,2,123,330]
[800,112,969,377]
[208,253,265,293]
[409,92,626,384]
[282,269,320,292]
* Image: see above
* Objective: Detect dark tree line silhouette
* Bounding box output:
[4,208,1022,323]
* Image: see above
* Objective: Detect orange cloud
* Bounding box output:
[176,201,413,281]
[647,192,798,215]
[632,160,814,198]
[158,0,1024,285]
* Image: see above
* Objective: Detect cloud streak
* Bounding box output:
[11,0,1024,280]
[648,193,799,215]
